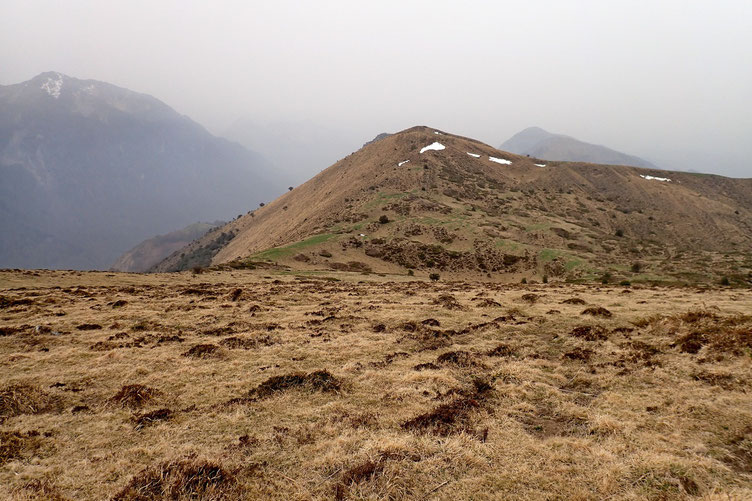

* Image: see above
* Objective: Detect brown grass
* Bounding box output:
[113,459,238,500]
[0,430,44,465]
[0,384,58,418]
[110,385,160,409]
[0,269,751,500]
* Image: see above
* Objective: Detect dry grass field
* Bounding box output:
[1,268,751,500]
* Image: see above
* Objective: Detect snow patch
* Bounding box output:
[534,163,546,167]
[40,74,63,99]
[434,131,442,135]
[420,142,445,154]
[398,160,410,167]
[640,174,671,182]
[489,156,512,165]
[467,152,481,158]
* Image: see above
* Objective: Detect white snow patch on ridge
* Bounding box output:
[398,160,410,167]
[640,174,671,182]
[434,131,442,135]
[467,152,481,158]
[489,156,512,165]
[420,142,445,154]
[534,163,546,167]
[41,74,63,99]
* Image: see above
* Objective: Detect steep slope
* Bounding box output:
[155,126,752,285]
[0,72,279,270]
[110,221,223,272]
[501,127,657,169]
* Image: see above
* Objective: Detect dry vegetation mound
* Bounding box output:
[228,370,342,405]
[0,430,44,466]
[402,378,492,436]
[110,385,160,409]
[0,384,58,419]
[114,459,238,501]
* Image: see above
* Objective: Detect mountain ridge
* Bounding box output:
[154,126,752,285]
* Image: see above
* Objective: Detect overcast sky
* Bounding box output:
[2,0,750,177]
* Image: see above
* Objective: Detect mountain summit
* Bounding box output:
[155,126,752,285]
[0,72,280,269]
[501,126,657,169]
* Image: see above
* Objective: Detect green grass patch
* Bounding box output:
[363,191,411,210]
[525,223,552,232]
[252,233,336,262]
[495,239,525,252]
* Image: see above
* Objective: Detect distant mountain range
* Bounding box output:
[0,72,280,270]
[501,126,657,169]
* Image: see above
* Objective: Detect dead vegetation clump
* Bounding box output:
[413,362,440,371]
[110,385,159,409]
[156,335,185,344]
[563,347,594,362]
[0,384,58,419]
[723,428,752,473]
[0,325,26,336]
[520,293,539,304]
[113,459,238,501]
[692,371,746,391]
[487,343,516,357]
[231,370,342,403]
[475,298,501,308]
[436,350,478,367]
[569,325,609,341]
[335,459,386,500]
[638,309,752,356]
[624,341,661,366]
[680,310,720,323]
[402,378,492,436]
[0,430,44,465]
[340,459,384,486]
[200,326,234,337]
[673,326,752,356]
[133,408,173,430]
[12,479,70,501]
[76,323,103,330]
[676,332,707,354]
[218,335,276,350]
[517,405,588,438]
[182,344,221,358]
[433,294,465,310]
[0,296,34,309]
[89,341,117,351]
[581,306,613,318]
[397,321,453,351]
[562,297,586,305]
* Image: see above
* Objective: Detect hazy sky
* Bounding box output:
[2,0,751,177]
